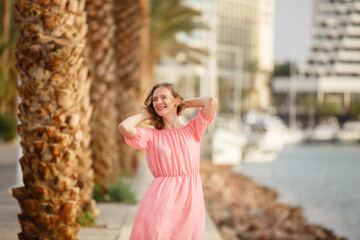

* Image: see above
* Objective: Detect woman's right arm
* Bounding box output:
[118,110,151,138]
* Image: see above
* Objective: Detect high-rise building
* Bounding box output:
[273,0,360,117]
[216,0,274,111]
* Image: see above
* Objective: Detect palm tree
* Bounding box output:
[12,1,88,238]
[149,0,206,75]
[85,0,121,191]
[113,0,150,173]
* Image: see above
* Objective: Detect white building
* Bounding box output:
[273,0,360,115]
[217,0,274,111]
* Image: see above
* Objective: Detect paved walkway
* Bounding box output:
[0,143,222,240]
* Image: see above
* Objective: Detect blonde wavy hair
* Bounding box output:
[144,82,185,130]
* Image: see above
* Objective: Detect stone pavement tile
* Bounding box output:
[116,205,138,240]
[0,202,21,227]
[95,203,129,229]
[204,209,223,240]
[0,227,20,240]
[78,227,119,240]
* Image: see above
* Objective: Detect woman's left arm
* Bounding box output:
[182,97,217,118]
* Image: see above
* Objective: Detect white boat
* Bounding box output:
[243,115,287,151]
[336,121,360,143]
[306,116,340,142]
[242,111,288,162]
[243,148,278,162]
[209,114,246,166]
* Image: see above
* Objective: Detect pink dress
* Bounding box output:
[124,109,216,240]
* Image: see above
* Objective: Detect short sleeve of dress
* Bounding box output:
[124,127,152,150]
[190,108,216,141]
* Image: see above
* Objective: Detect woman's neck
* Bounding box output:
[162,114,184,129]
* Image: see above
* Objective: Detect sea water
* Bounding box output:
[239,143,360,240]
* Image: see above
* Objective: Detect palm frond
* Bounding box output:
[150,0,207,64]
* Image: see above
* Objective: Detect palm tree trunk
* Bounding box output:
[75,59,98,218]
[139,0,152,89]
[85,0,120,189]
[12,0,88,239]
[113,0,150,173]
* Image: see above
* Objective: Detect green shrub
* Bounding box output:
[315,101,342,116]
[76,211,94,226]
[0,113,17,142]
[350,97,360,118]
[93,177,137,204]
[92,182,104,203]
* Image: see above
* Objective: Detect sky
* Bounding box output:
[274,0,313,65]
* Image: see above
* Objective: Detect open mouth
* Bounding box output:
[157,106,167,110]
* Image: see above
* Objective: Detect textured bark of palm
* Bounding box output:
[113,0,150,174]
[75,59,98,217]
[85,0,121,190]
[12,0,88,239]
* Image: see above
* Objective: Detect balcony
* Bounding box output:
[314,27,342,38]
[345,26,360,36]
[338,51,360,61]
[342,38,360,48]
[349,14,360,24]
[311,39,337,49]
[307,52,336,63]
[354,2,360,11]
[303,65,332,76]
[318,2,350,13]
[334,63,360,74]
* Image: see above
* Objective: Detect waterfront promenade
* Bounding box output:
[0,143,222,240]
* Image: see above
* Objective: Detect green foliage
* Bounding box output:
[315,101,342,117]
[272,61,298,77]
[244,59,259,73]
[92,182,104,203]
[0,1,18,115]
[76,211,94,227]
[350,97,360,117]
[0,65,16,114]
[150,0,207,64]
[0,112,17,142]
[93,177,137,204]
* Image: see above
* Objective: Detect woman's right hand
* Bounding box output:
[142,109,152,121]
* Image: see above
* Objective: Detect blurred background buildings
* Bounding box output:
[273,0,360,126]
[156,0,275,113]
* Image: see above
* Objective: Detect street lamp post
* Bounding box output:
[218,45,244,122]
[289,61,297,131]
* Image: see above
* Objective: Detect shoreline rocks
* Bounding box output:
[199,160,346,240]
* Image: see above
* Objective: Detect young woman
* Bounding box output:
[118,82,217,240]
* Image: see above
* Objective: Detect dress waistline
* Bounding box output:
[155,172,199,178]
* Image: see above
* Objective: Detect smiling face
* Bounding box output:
[152,87,180,117]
